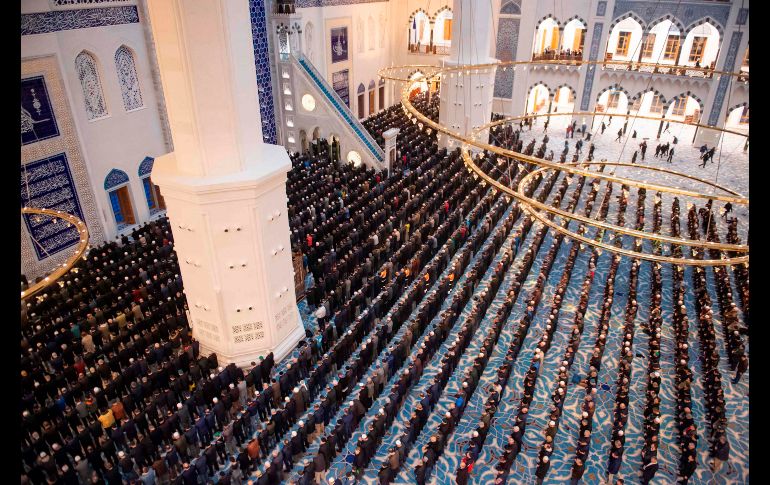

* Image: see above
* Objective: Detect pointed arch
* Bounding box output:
[367,16,376,51]
[114,45,143,111]
[138,156,154,177]
[104,168,129,190]
[75,50,108,119]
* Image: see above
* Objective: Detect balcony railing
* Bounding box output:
[532,51,584,61]
[407,43,451,55]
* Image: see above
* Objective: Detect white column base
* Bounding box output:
[153,144,304,368]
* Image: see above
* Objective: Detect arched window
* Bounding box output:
[75,51,108,120]
[357,83,366,119]
[357,17,365,53]
[138,157,165,213]
[379,78,386,110]
[368,16,376,51]
[411,11,431,46]
[368,80,376,116]
[115,46,143,111]
[434,8,453,46]
[104,169,135,227]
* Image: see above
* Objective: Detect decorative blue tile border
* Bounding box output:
[493,18,519,99]
[21,153,86,260]
[596,1,607,17]
[21,6,139,35]
[248,0,278,145]
[21,76,60,146]
[736,8,748,25]
[104,168,129,190]
[500,0,521,15]
[708,31,743,127]
[580,22,604,111]
[138,156,154,177]
[295,0,388,6]
[611,1,729,31]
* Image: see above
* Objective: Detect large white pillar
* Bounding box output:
[438,0,498,149]
[147,0,305,366]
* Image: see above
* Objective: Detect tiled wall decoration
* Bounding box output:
[333,69,351,107]
[295,0,388,7]
[21,6,139,35]
[138,156,154,177]
[611,1,729,32]
[596,1,607,17]
[248,0,278,145]
[708,31,743,126]
[21,76,60,146]
[580,22,604,111]
[51,0,130,6]
[500,0,521,15]
[736,8,748,25]
[115,46,144,111]
[493,18,519,99]
[21,153,86,260]
[22,56,105,278]
[104,168,129,190]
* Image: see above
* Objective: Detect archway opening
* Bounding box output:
[726,105,749,132]
[553,86,575,113]
[433,8,453,49]
[665,95,701,122]
[680,22,720,68]
[533,18,560,58]
[526,84,551,114]
[646,19,681,64]
[409,11,431,52]
[597,88,628,114]
[607,17,643,61]
[408,71,429,99]
[630,91,665,116]
[561,19,586,57]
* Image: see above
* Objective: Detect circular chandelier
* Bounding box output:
[21,207,89,301]
[381,59,749,266]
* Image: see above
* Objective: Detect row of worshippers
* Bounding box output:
[500,181,604,485]
[250,132,491,484]
[21,218,321,485]
[686,205,733,477]
[361,201,518,484]
[699,204,748,384]
[288,153,500,483]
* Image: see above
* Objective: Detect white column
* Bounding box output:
[383,127,399,173]
[147,0,304,366]
[439,0,498,149]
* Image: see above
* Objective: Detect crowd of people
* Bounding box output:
[20,89,748,485]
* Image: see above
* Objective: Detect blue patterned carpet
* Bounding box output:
[287,132,748,484]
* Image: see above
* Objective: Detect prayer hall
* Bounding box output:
[20,0,749,484]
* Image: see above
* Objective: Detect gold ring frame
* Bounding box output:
[385,63,749,265]
[513,163,748,266]
[21,207,89,301]
[379,59,749,83]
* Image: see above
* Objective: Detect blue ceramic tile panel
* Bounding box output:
[138,156,154,177]
[597,1,607,17]
[21,6,139,35]
[296,0,387,6]
[708,31,743,126]
[21,153,86,260]
[104,168,129,190]
[612,1,729,31]
[21,76,59,146]
[580,22,604,111]
[493,18,519,99]
[249,0,278,144]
